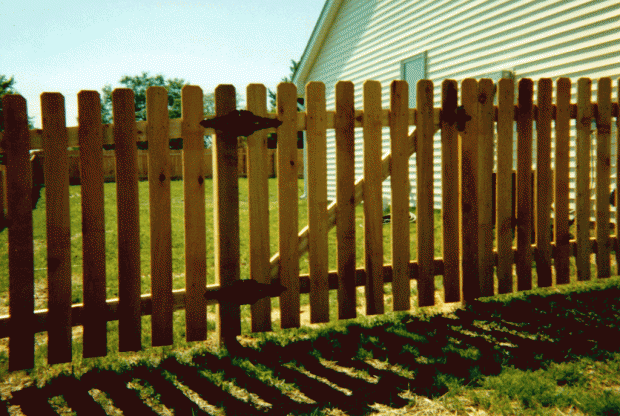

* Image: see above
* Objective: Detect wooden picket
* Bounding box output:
[555,78,571,285]
[181,85,207,342]
[390,80,411,310]
[247,84,272,333]
[496,78,514,293]
[516,79,534,291]
[441,80,460,301]
[362,81,383,316]
[362,81,382,315]
[536,78,553,288]
[78,90,107,358]
[113,88,142,352]
[306,82,329,323]
[3,94,35,372]
[596,78,612,279]
[41,92,72,364]
[1,77,620,371]
[460,79,480,301]
[576,79,592,281]
[478,79,494,297]
[415,80,434,306]
[147,86,173,346]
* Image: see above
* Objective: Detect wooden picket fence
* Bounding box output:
[0,78,619,372]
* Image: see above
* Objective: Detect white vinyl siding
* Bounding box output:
[295,0,620,218]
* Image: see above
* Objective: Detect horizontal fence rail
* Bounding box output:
[0,78,619,371]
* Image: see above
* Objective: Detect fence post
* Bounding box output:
[213,85,241,348]
[3,94,35,371]
[478,79,494,297]
[576,78,592,281]
[41,92,72,364]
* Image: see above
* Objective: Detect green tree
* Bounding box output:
[268,59,303,112]
[0,75,36,132]
[100,72,243,149]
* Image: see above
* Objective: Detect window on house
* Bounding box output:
[401,51,427,108]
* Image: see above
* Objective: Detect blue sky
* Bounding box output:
[2,0,325,128]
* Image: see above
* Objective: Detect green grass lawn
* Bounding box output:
[1,178,620,414]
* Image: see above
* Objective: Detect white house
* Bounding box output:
[291,0,620,213]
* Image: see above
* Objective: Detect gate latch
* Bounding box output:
[200,110,282,138]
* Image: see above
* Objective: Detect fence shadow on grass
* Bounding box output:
[3,279,620,414]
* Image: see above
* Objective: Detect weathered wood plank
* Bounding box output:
[496,79,515,293]
[516,79,533,291]
[416,80,434,306]
[213,85,241,346]
[182,85,207,342]
[554,78,571,285]
[3,94,35,371]
[362,81,383,315]
[596,78,612,278]
[535,79,553,287]
[477,79,494,297]
[78,91,107,358]
[306,82,329,323]
[247,84,272,333]
[277,82,300,329]
[113,88,142,352]
[460,79,480,302]
[41,93,72,364]
[576,78,592,281]
[147,87,173,346]
[441,80,460,302]
[616,79,620,275]
[390,80,411,310]
[363,80,384,314]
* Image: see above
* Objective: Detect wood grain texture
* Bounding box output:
[306,82,329,323]
[535,79,552,287]
[390,81,411,310]
[416,80,435,306]
[363,81,384,314]
[147,86,173,346]
[554,78,571,285]
[362,81,383,316]
[3,94,35,371]
[78,90,107,358]
[460,79,480,302]
[575,78,592,281]
[596,78,612,278]
[477,79,494,297]
[496,79,515,293]
[113,88,142,352]
[516,79,533,291]
[182,85,207,341]
[247,84,272,332]
[213,85,241,346]
[441,80,460,302]
[41,92,72,364]
[277,82,300,329]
